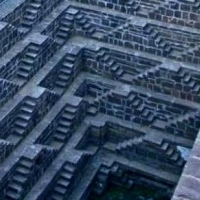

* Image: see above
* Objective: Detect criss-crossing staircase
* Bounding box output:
[49,153,91,200]
[55,12,74,45]
[10,98,37,138]
[55,54,76,89]
[6,156,34,200]
[93,165,110,195]
[16,43,40,81]
[50,98,84,147]
[51,161,75,200]
[20,0,42,30]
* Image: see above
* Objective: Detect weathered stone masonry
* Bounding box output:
[0,0,199,200]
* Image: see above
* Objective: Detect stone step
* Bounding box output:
[111,63,119,72]
[62,113,75,121]
[59,26,70,33]
[60,19,73,27]
[21,19,33,28]
[65,55,76,63]
[55,80,68,88]
[60,171,73,181]
[8,182,22,193]
[165,145,175,156]
[26,52,38,59]
[57,178,70,188]
[56,126,70,134]
[56,30,69,39]
[177,158,185,167]
[87,106,98,116]
[171,152,180,162]
[25,99,36,107]
[19,159,33,169]
[24,14,36,21]
[19,65,32,73]
[54,133,67,142]
[29,45,40,53]
[15,119,28,129]
[62,61,74,69]
[12,175,27,184]
[116,68,124,77]
[132,99,141,107]
[22,58,35,65]
[18,113,31,121]
[16,166,30,175]
[29,3,41,9]
[59,120,71,127]
[58,74,70,81]
[65,106,77,114]
[6,190,20,200]
[13,127,25,136]
[60,68,72,75]
[127,93,136,102]
[51,193,63,200]
[63,164,75,173]
[54,186,67,195]
[77,17,88,25]
[17,71,29,79]
[161,142,169,151]
[26,8,38,14]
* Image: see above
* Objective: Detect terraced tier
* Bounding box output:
[0,0,199,200]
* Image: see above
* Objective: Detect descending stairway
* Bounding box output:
[178,69,200,93]
[75,11,96,35]
[20,0,42,30]
[144,25,172,55]
[116,137,143,153]
[51,161,76,200]
[50,152,91,200]
[54,53,76,89]
[6,156,34,200]
[166,111,200,139]
[55,12,74,45]
[11,98,37,138]
[96,49,124,78]
[16,43,40,81]
[93,165,110,195]
[144,136,186,167]
[50,100,82,147]
[159,140,185,166]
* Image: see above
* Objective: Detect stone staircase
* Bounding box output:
[55,12,74,45]
[50,153,91,200]
[6,156,34,200]
[50,161,76,200]
[93,165,110,195]
[10,98,37,139]
[166,111,200,139]
[96,49,124,79]
[75,11,96,35]
[160,141,185,167]
[93,163,121,195]
[20,0,42,30]
[144,25,172,56]
[144,137,185,167]
[129,95,155,125]
[54,54,76,90]
[116,137,143,153]
[50,99,83,147]
[16,43,40,81]
[178,69,200,93]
